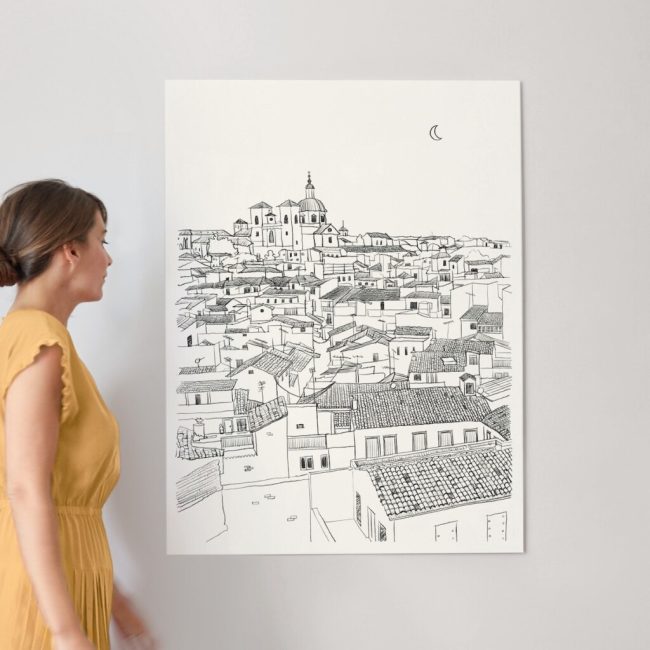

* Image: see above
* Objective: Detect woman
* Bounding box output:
[0,180,156,649]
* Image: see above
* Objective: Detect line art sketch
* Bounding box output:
[166,81,522,554]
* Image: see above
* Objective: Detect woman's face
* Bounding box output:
[72,211,113,302]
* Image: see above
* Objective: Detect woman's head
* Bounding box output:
[0,179,111,297]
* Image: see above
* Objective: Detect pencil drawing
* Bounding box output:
[172,172,514,552]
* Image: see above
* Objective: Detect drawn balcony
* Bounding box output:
[192,431,255,456]
[492,359,512,368]
[287,434,327,450]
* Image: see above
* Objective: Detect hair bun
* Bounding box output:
[0,247,19,287]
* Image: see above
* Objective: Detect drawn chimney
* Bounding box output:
[351,397,358,410]
[193,417,206,439]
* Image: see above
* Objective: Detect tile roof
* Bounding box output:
[195,314,235,325]
[343,245,406,253]
[272,315,314,328]
[278,199,300,207]
[482,405,510,440]
[328,321,356,337]
[248,397,288,432]
[298,381,409,408]
[322,286,354,302]
[426,337,495,356]
[478,376,512,399]
[177,380,236,393]
[328,326,392,353]
[405,291,440,299]
[394,326,432,338]
[460,305,488,320]
[353,386,492,429]
[347,288,401,302]
[465,258,496,266]
[358,446,512,519]
[365,232,391,238]
[250,201,272,209]
[409,351,464,374]
[229,350,293,377]
[178,365,219,375]
[479,312,503,327]
[449,255,463,263]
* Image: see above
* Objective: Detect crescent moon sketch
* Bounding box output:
[429,125,442,141]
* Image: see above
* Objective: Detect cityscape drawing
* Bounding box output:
[172,172,517,553]
[166,80,522,554]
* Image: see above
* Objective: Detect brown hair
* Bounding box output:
[0,179,107,287]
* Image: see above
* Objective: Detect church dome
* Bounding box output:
[298,197,327,213]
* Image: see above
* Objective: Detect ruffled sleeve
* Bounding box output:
[1,311,79,425]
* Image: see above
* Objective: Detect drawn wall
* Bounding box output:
[166,81,523,554]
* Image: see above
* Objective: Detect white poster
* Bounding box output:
[166,81,523,554]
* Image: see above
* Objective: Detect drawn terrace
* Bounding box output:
[175,173,513,548]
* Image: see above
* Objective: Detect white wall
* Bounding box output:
[1,2,649,649]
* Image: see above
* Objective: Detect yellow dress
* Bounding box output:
[0,309,120,649]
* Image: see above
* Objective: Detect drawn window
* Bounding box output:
[235,359,243,367]
[442,260,447,266]
[383,435,397,456]
[470,323,477,330]
[236,419,247,432]
[328,237,333,243]
[269,231,274,244]
[380,301,385,310]
[464,429,478,443]
[373,353,379,362]
[413,373,421,381]
[300,456,314,470]
[412,431,427,451]
[468,354,478,365]
[284,215,288,224]
[248,370,254,375]
[321,455,329,469]
[254,216,259,225]
[396,348,400,355]
[404,347,409,355]
[355,493,362,525]
[485,429,492,440]
[365,437,381,458]
[194,394,202,405]
[311,215,317,223]
[444,308,450,316]
[409,302,418,310]
[187,335,192,347]
[294,215,298,223]
[378,523,387,542]
[296,423,305,429]
[256,231,260,237]
[465,383,475,395]
[321,215,325,222]
[301,216,305,223]
[438,430,453,446]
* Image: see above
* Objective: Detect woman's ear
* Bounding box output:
[60,241,81,269]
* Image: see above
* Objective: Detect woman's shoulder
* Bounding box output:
[0,309,72,354]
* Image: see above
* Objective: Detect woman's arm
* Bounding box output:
[4,344,91,646]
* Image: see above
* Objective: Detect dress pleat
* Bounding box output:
[0,310,121,649]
